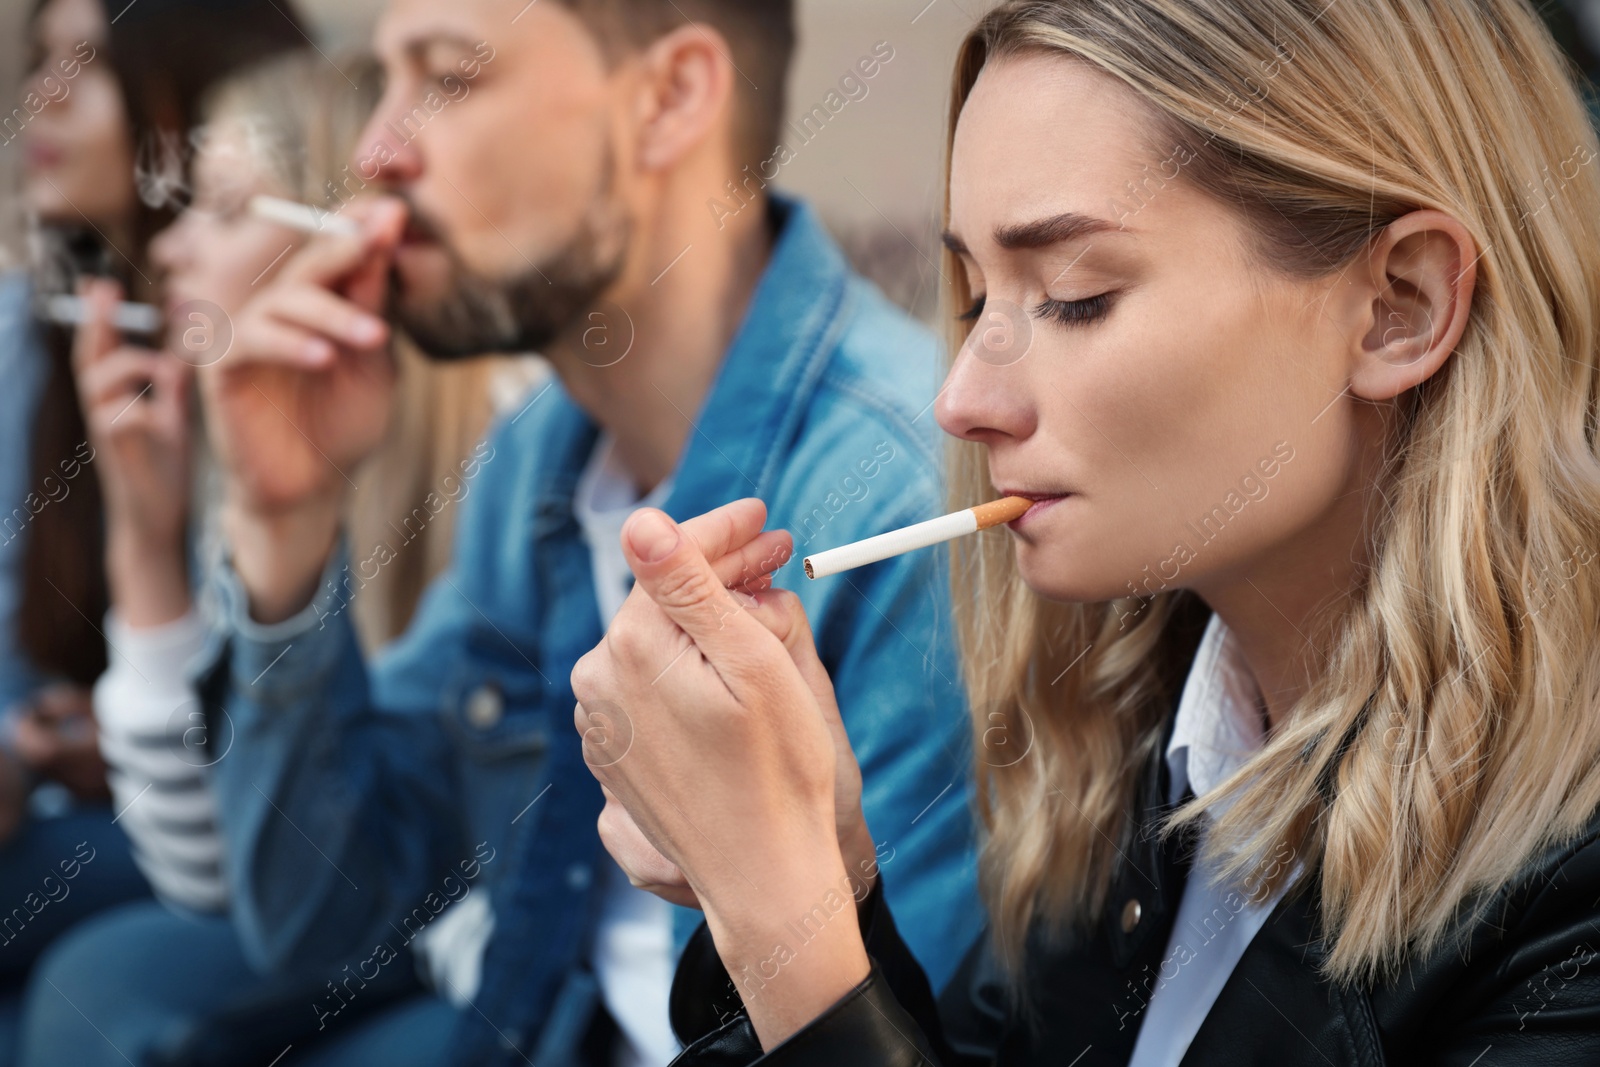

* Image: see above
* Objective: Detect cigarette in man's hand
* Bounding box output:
[802,496,1033,579]
[42,295,161,335]
[249,195,363,237]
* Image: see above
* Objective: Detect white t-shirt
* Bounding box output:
[572,432,681,1067]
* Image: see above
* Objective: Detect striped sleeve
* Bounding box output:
[94,609,229,913]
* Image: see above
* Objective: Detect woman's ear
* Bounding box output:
[1348,209,1478,401]
[629,23,737,173]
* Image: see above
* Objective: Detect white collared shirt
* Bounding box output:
[1126,611,1300,1066]
[572,433,681,1067]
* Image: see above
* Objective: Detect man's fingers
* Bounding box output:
[621,507,774,659]
[269,287,388,351]
[276,197,405,296]
[233,314,338,371]
[338,196,409,239]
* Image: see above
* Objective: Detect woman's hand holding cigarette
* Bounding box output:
[571,498,873,1049]
[73,277,195,628]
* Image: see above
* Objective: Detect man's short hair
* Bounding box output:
[556,0,795,163]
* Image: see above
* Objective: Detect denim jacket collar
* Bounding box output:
[531,194,853,525]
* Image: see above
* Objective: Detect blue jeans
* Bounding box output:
[0,805,149,983]
[0,804,151,1067]
[17,900,456,1067]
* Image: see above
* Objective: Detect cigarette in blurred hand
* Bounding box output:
[249,195,363,237]
[42,295,162,335]
[802,496,1033,579]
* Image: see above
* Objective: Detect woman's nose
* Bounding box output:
[935,307,1039,445]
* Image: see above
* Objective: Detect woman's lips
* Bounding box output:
[24,140,63,171]
[999,490,1073,529]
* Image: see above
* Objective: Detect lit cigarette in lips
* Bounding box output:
[249,195,363,237]
[802,496,1033,580]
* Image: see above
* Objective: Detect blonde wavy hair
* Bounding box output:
[947,0,1600,986]
[203,52,537,648]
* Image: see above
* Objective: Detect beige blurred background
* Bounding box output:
[0,0,987,315]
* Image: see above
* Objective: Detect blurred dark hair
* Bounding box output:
[20,0,307,686]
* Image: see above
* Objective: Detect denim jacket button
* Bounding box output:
[466,684,504,730]
[566,864,592,891]
[1121,897,1143,933]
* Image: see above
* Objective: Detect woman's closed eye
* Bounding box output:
[957,292,1118,327]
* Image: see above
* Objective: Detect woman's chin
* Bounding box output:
[24,185,73,226]
[1011,550,1088,601]
[1014,548,1110,604]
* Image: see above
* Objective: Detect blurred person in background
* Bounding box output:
[0,0,302,1054]
[170,0,984,1065]
[19,46,545,1066]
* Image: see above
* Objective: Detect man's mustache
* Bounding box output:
[392,197,447,245]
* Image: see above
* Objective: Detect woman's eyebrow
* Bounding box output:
[943,211,1126,256]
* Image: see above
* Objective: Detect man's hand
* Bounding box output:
[198,198,407,623]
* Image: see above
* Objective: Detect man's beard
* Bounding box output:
[388,186,631,361]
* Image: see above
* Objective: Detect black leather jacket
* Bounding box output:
[664,711,1600,1066]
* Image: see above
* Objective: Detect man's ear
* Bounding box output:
[1348,209,1478,401]
[630,23,737,172]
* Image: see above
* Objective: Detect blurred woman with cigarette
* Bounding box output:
[574,0,1600,1063]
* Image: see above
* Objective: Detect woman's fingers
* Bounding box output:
[77,348,164,408]
[742,589,830,683]
[708,528,794,592]
[79,350,194,447]
[70,277,124,375]
[619,506,777,667]
[11,712,61,769]
[672,498,771,565]
[597,792,700,909]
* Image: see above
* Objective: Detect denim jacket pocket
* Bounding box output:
[439,646,555,763]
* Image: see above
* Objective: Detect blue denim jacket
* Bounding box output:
[198,196,982,1066]
[0,274,47,712]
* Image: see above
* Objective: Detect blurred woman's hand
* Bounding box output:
[571,499,873,1047]
[74,278,195,627]
[13,684,111,804]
